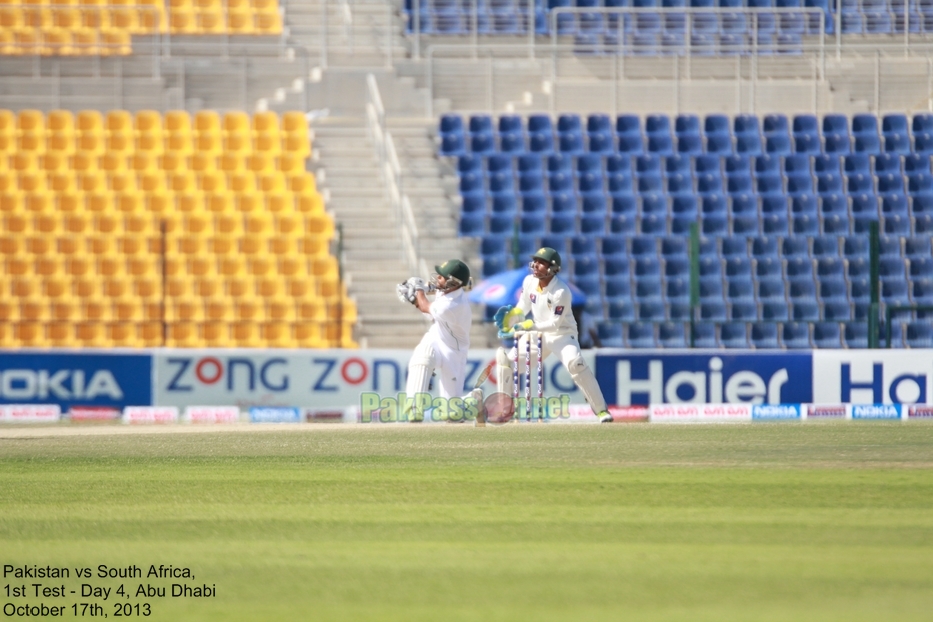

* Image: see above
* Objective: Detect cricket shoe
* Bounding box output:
[597,411,613,424]
[472,388,486,427]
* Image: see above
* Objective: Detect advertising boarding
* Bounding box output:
[153,349,592,409]
[0,351,152,411]
[595,351,813,405]
[812,350,933,405]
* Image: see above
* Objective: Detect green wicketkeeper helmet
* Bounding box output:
[530,247,561,275]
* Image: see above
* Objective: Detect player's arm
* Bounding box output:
[413,289,431,314]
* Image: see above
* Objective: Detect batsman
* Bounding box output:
[396,259,486,425]
[494,247,613,424]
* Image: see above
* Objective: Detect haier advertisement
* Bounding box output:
[595,351,813,405]
[153,349,591,408]
[0,351,152,410]
[811,350,933,404]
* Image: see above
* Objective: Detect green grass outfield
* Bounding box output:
[2,423,932,622]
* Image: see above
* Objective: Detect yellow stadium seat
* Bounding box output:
[227,8,253,33]
[17,110,44,135]
[204,191,233,214]
[138,170,166,194]
[216,255,245,277]
[200,320,229,345]
[257,171,285,193]
[169,234,204,255]
[64,254,92,277]
[0,297,18,323]
[14,321,47,347]
[49,298,79,323]
[265,297,295,322]
[255,276,283,298]
[164,273,189,296]
[294,322,323,348]
[79,299,111,322]
[306,212,335,238]
[100,151,126,173]
[19,296,49,321]
[167,171,196,193]
[194,132,222,155]
[102,276,130,299]
[295,297,327,322]
[136,132,163,154]
[164,110,191,134]
[19,171,47,193]
[34,211,63,235]
[189,153,215,176]
[117,234,148,257]
[252,111,279,137]
[111,297,143,322]
[61,209,90,235]
[176,191,204,214]
[92,211,121,235]
[297,234,328,256]
[74,28,103,54]
[0,110,14,135]
[115,192,144,215]
[196,7,224,33]
[219,153,245,174]
[75,132,105,155]
[165,131,193,154]
[247,152,275,174]
[254,11,281,33]
[192,275,221,298]
[47,109,75,135]
[131,153,159,172]
[228,171,257,194]
[166,322,201,347]
[278,152,306,174]
[12,29,44,55]
[76,171,106,193]
[224,275,252,299]
[126,255,158,278]
[167,300,203,323]
[70,152,95,174]
[182,211,211,235]
[288,172,317,194]
[97,256,125,279]
[45,26,74,54]
[108,171,137,194]
[0,7,23,29]
[24,191,54,213]
[230,299,262,322]
[261,321,292,347]
[42,152,70,172]
[235,192,261,213]
[107,322,139,347]
[274,211,300,235]
[265,189,294,214]
[137,322,163,347]
[75,321,109,346]
[231,320,261,347]
[2,211,30,235]
[18,132,46,153]
[246,255,274,277]
[144,191,173,217]
[277,256,307,278]
[0,174,16,194]
[10,153,38,172]
[197,170,226,193]
[223,111,250,135]
[158,151,185,172]
[47,132,75,154]
[106,132,134,155]
[135,110,162,135]
[124,211,154,235]
[268,235,297,256]
[0,191,22,213]
[26,233,55,255]
[169,7,196,33]
[202,298,232,322]
[138,0,165,31]
[244,211,272,234]
[194,110,221,136]
[6,255,32,277]
[46,322,76,346]
[35,255,64,278]
[100,30,131,55]
[187,255,214,278]
[71,271,98,296]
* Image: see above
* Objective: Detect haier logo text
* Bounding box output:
[597,353,812,405]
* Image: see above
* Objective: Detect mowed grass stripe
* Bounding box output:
[1,425,932,622]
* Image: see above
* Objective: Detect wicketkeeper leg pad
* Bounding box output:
[567,354,608,414]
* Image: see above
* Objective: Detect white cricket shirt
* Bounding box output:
[516,274,577,337]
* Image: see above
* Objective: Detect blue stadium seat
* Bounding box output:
[626,323,658,348]
[606,298,636,321]
[813,322,842,347]
[852,114,879,138]
[782,322,812,348]
[761,300,790,320]
[854,134,881,153]
[597,322,625,347]
[905,236,933,258]
[721,323,750,348]
[459,212,486,236]
[906,322,933,347]
[604,255,632,278]
[844,153,872,175]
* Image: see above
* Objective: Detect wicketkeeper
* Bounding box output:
[396,259,486,425]
[494,247,613,423]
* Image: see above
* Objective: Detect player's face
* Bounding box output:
[435,275,448,290]
[531,259,550,278]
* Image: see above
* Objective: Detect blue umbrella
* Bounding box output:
[468,268,587,309]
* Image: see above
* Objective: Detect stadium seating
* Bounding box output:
[0,109,355,348]
[0,0,281,56]
[446,111,933,348]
